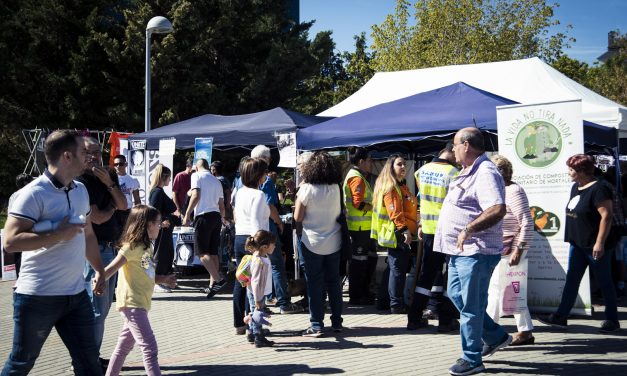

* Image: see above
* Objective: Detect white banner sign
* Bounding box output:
[497,99,590,315]
[277,132,296,168]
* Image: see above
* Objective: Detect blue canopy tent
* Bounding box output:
[297,82,616,151]
[129,107,331,150]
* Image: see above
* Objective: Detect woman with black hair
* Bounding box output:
[294,151,344,337]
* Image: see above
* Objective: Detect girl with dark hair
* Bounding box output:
[149,164,178,293]
[294,151,344,337]
[539,154,620,332]
[371,154,418,314]
[243,230,277,347]
[101,205,176,376]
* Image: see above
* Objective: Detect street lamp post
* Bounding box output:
[145,16,173,133]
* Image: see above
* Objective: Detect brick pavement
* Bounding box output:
[1,276,626,376]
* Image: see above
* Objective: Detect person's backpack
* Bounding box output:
[235,255,252,287]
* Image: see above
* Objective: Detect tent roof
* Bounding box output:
[129,107,329,150]
[298,82,616,150]
[319,57,627,137]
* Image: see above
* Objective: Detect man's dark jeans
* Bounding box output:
[2,291,101,376]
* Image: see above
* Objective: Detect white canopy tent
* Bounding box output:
[320,57,627,139]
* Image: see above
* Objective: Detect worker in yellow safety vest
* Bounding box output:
[342,147,377,305]
[371,155,418,314]
[407,143,460,331]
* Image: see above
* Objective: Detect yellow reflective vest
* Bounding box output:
[371,185,402,249]
[342,168,373,231]
[415,161,459,234]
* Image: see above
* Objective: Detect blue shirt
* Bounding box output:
[260,176,279,231]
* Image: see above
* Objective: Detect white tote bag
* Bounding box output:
[498,257,528,316]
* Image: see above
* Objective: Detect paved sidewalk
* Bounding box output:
[1,275,625,375]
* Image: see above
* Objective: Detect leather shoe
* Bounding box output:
[510,331,535,346]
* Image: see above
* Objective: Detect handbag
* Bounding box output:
[337,184,352,260]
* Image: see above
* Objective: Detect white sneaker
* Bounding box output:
[154,284,172,293]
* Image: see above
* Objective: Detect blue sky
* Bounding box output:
[301,0,626,65]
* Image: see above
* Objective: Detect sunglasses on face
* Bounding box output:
[114,162,127,166]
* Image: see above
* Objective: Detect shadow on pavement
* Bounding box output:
[504,337,627,356]
[125,364,344,375]
[273,335,393,352]
[485,359,627,375]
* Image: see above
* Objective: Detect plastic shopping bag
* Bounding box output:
[499,257,528,316]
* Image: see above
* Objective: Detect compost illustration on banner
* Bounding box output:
[497,99,591,315]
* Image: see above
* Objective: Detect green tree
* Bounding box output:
[552,55,590,84]
[336,33,376,103]
[287,30,348,114]
[586,32,627,106]
[0,0,342,199]
[371,0,572,71]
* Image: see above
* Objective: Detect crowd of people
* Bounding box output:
[1,128,625,375]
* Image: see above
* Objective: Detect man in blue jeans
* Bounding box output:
[77,137,127,369]
[435,128,511,376]
[2,130,106,375]
[251,145,303,314]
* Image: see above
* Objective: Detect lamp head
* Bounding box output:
[147,16,173,34]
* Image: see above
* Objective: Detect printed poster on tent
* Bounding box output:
[497,99,590,315]
[129,139,147,203]
[276,132,296,168]
[194,137,213,165]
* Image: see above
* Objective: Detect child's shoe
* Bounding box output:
[254,335,274,348]
[246,331,255,343]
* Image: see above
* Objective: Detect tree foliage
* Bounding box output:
[552,31,627,106]
[371,0,572,71]
[0,0,356,199]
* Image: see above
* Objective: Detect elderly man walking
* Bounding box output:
[435,128,511,376]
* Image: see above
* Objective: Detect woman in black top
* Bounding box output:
[539,154,619,332]
[149,164,178,293]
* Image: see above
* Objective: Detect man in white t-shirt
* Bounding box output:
[183,158,227,298]
[1,130,105,375]
[113,154,140,209]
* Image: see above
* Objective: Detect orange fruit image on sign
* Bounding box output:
[530,206,560,237]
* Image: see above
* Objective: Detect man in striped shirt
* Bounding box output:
[434,128,510,376]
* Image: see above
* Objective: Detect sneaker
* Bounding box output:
[437,319,460,333]
[265,297,278,306]
[331,325,343,333]
[302,327,323,338]
[537,313,568,330]
[280,303,304,314]
[448,358,485,376]
[406,317,428,331]
[235,326,247,335]
[153,284,171,293]
[599,320,620,333]
[254,335,274,348]
[423,308,438,320]
[481,334,512,358]
[246,331,255,343]
[205,279,227,298]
